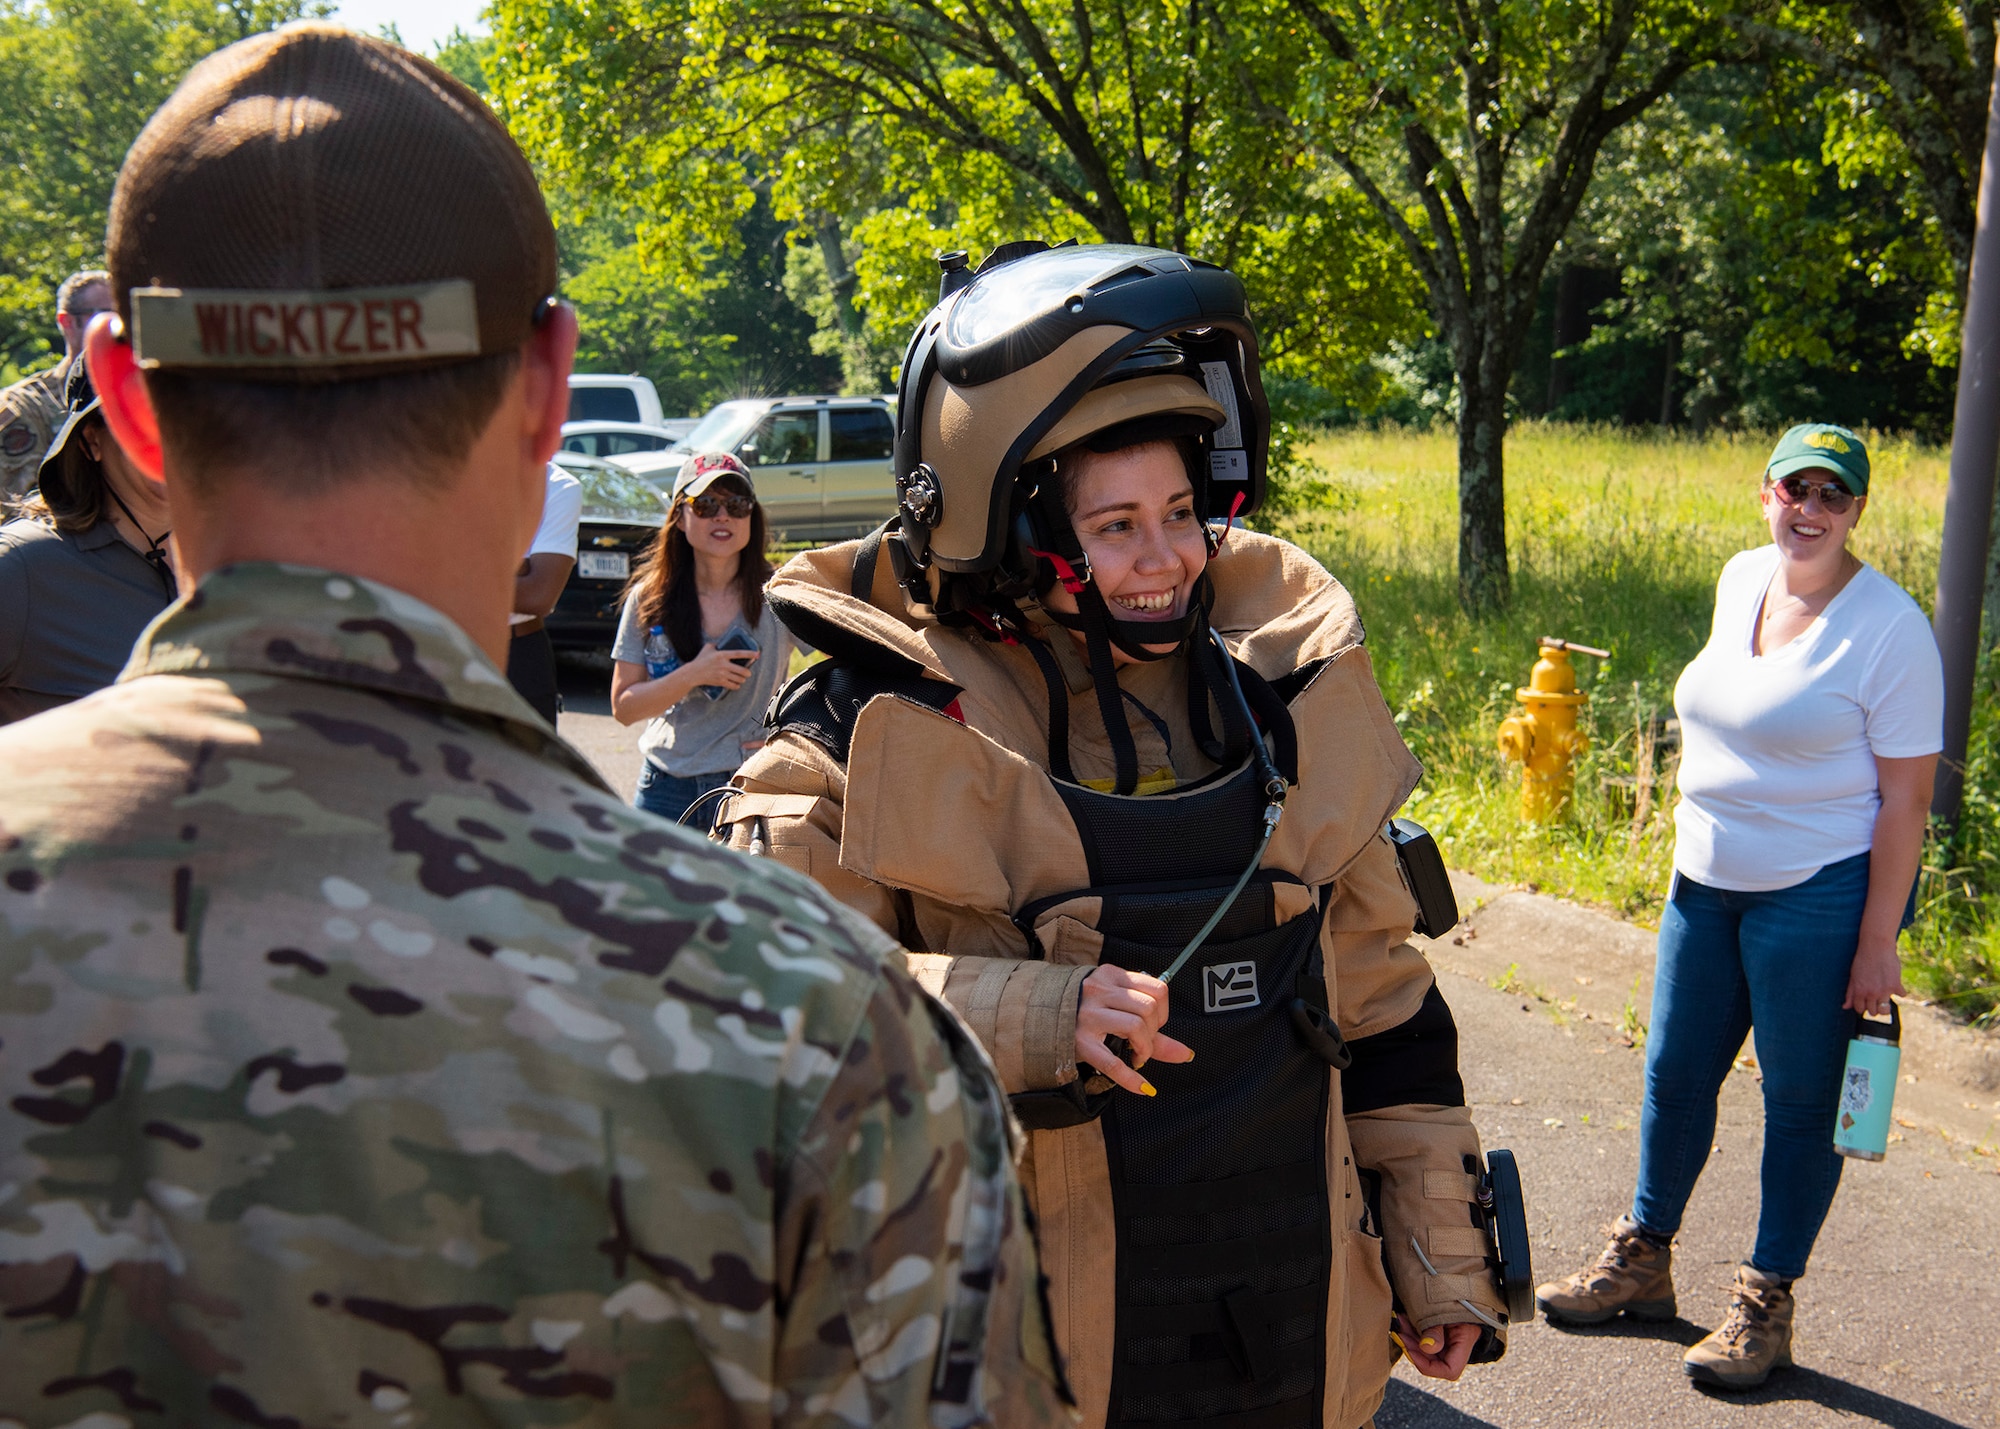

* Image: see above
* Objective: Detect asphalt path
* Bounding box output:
[1382,957,1999,1429]
[554,654,644,801]
[549,655,2000,1427]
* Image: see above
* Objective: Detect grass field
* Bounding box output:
[1263,423,1999,1025]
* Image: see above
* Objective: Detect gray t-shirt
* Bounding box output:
[0,517,176,724]
[611,589,790,776]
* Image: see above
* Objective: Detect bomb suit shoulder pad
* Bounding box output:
[766,657,965,766]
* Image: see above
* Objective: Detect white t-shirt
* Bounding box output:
[510,465,582,626]
[1672,545,1943,891]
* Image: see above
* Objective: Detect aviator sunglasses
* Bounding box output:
[684,490,756,519]
[1767,474,1857,515]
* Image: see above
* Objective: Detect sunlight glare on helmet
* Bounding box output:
[946,243,1166,347]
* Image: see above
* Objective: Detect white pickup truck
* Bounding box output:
[566,373,666,427]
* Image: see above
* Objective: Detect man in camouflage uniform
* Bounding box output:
[0,269,110,499]
[0,26,1069,1429]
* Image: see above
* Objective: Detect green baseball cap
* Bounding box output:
[1766,423,1870,495]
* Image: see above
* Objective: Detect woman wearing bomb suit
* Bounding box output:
[718,243,1509,1429]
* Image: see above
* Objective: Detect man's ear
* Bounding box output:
[523,301,578,466]
[86,315,166,484]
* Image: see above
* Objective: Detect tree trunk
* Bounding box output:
[1457,372,1511,612]
[1547,263,1588,409]
[1659,329,1678,427]
[814,215,863,339]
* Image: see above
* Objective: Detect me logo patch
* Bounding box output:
[1203,960,1259,1013]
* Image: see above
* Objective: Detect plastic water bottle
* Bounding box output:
[1833,1004,1902,1162]
[642,625,677,680]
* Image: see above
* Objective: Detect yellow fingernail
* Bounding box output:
[1140,1080,1157,1097]
[1185,1052,1194,1062]
[1420,1335,1438,1351]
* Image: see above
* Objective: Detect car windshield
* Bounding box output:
[568,386,641,423]
[555,456,667,523]
[563,430,670,458]
[676,402,764,455]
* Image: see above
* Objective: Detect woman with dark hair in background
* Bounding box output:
[0,356,176,724]
[610,452,791,821]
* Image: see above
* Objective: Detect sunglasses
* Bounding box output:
[1768,474,1857,515]
[684,491,756,519]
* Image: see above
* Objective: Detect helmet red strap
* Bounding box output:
[1024,545,1091,595]
[1213,490,1246,551]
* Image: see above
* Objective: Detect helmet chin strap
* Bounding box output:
[1007,474,1252,795]
[1035,569,1211,662]
[1022,476,1209,663]
[1024,563,1242,795]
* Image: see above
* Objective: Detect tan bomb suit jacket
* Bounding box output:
[724,529,1506,1428]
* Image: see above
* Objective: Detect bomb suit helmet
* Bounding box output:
[889,241,1269,612]
[885,241,1272,797]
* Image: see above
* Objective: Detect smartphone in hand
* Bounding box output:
[705,628,759,700]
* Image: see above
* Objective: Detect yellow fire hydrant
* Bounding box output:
[1496,638,1607,822]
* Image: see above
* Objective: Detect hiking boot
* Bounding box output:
[1684,1264,1794,1389]
[1535,1214,1677,1325]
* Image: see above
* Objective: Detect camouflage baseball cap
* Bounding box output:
[1766,423,1870,495]
[106,24,556,381]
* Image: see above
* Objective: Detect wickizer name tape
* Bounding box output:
[130,281,480,368]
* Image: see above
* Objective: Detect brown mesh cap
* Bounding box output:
[108,23,556,381]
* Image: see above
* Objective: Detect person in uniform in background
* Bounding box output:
[720,242,1510,1429]
[0,355,176,723]
[507,458,581,723]
[0,28,1067,1429]
[611,452,791,822]
[0,269,113,500]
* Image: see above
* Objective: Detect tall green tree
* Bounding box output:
[444,20,839,410]
[0,0,324,380]
[487,0,1423,421]
[1731,0,1990,356]
[1266,0,1720,608]
[1544,76,1954,432]
[1727,2,2000,641]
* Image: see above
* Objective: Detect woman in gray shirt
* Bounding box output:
[610,453,790,822]
[0,357,176,724]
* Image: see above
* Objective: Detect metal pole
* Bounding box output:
[1931,39,2000,825]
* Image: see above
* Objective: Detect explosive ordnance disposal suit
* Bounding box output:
[716,242,1521,1429]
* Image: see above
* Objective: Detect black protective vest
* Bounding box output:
[1012,755,1346,1429]
[762,649,1455,1426]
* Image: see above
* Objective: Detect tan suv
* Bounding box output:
[617,395,897,543]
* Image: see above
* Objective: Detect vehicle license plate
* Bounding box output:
[579,552,629,580]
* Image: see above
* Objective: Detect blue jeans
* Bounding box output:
[633,763,734,827]
[1631,851,1875,1281]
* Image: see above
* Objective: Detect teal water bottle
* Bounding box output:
[1833,1004,1902,1162]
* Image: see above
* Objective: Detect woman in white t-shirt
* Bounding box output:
[1536,424,1942,1390]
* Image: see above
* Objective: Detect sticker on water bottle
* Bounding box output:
[1834,1009,1900,1161]
[1838,1065,1873,1127]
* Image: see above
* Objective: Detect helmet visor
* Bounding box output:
[946,244,1179,350]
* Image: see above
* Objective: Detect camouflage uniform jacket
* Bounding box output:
[0,564,1070,1428]
[0,361,66,500]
